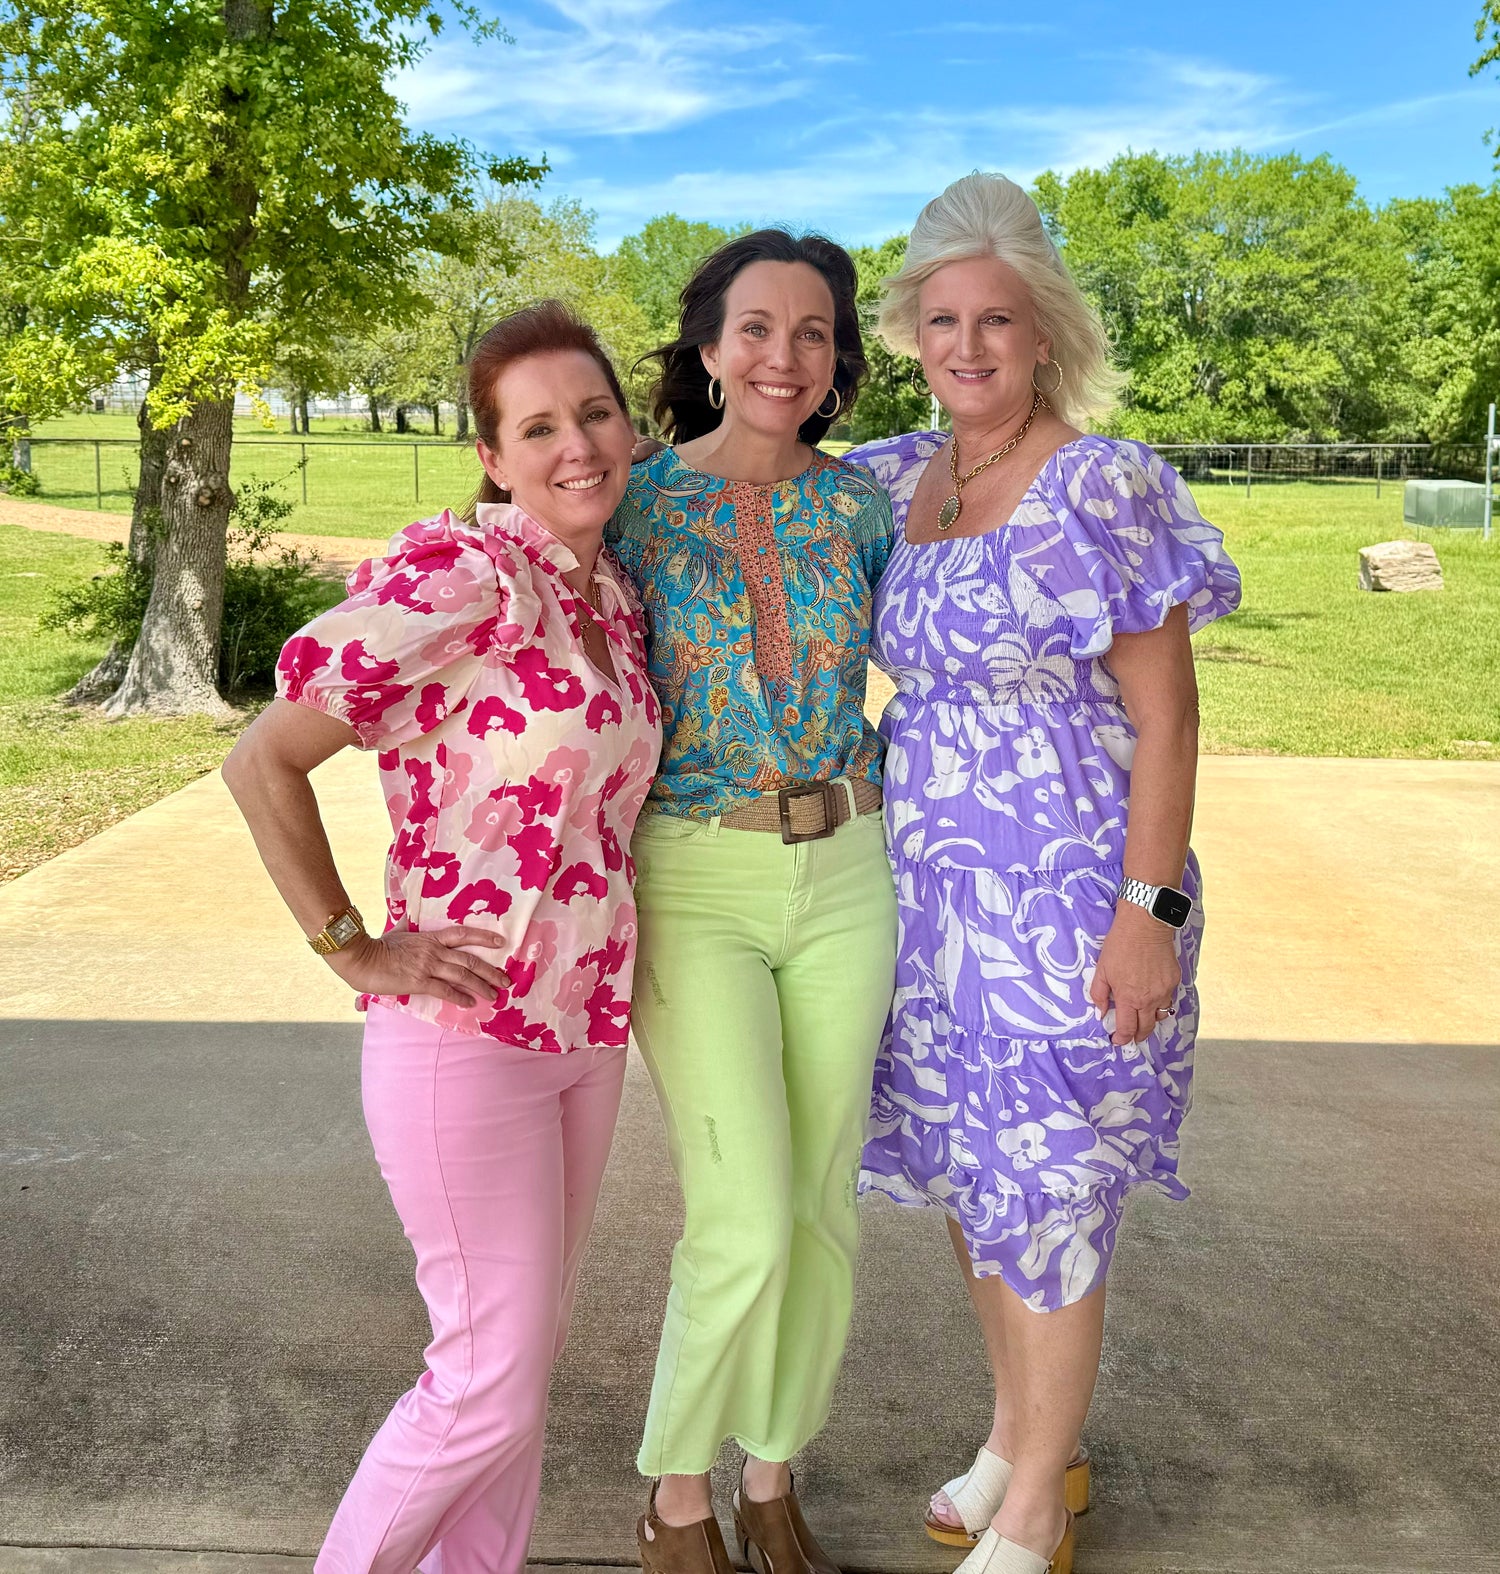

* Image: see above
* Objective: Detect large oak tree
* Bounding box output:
[0,0,541,715]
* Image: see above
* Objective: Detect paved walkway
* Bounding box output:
[2,755,1497,1572]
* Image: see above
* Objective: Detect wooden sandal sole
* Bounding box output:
[922,1451,1091,1547]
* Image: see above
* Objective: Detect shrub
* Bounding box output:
[0,458,42,497]
[41,467,341,696]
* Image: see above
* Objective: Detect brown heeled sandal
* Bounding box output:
[637,1481,735,1574]
[733,1469,840,1574]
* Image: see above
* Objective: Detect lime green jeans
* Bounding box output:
[630,808,897,1475]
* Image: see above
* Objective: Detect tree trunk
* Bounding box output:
[10,423,31,473]
[455,395,470,441]
[395,405,409,434]
[298,390,311,434]
[67,382,169,705]
[367,390,382,433]
[104,399,235,718]
[430,403,442,436]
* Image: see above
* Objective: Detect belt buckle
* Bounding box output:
[777,781,839,845]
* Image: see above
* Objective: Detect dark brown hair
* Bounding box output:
[643,229,867,446]
[466,299,630,514]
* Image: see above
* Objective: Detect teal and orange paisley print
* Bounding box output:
[607,447,894,819]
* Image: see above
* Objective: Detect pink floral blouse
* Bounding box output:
[276,502,663,1053]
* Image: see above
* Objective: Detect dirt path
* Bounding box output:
[0,497,384,576]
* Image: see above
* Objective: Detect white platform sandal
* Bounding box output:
[924,1447,1091,1547]
[952,1516,1075,1574]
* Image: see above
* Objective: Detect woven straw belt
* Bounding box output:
[718,778,882,844]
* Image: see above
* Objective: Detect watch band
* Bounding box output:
[308,904,366,956]
[1118,877,1192,929]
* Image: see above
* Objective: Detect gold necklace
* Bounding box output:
[937,390,1045,532]
[572,578,603,623]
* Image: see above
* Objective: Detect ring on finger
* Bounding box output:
[1154,1005,1173,1019]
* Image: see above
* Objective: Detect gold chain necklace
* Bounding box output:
[572,578,604,624]
[937,390,1045,532]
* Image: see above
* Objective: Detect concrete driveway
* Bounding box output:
[2,754,1496,1573]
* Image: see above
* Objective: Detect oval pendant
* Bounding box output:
[937,493,962,531]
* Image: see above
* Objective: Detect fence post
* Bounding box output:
[301,442,308,504]
[94,440,102,510]
[1486,402,1495,543]
[1244,446,1252,501]
[1375,447,1382,500]
[413,442,420,505]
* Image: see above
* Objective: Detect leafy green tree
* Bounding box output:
[272,335,346,435]
[1477,1,1500,163]
[404,200,524,440]
[847,236,933,443]
[329,325,403,433]
[612,213,745,345]
[0,0,542,716]
[1,72,168,699]
[1036,151,1403,442]
[1382,185,1500,441]
[398,195,654,432]
[0,78,115,469]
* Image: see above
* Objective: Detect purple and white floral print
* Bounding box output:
[846,432,1242,1311]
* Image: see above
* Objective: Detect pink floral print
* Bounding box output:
[276,503,662,1053]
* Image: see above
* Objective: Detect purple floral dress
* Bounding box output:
[845,432,1242,1311]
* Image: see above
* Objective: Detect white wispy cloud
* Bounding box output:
[896,21,1060,35]
[393,0,815,140]
[396,9,1491,248]
[574,54,1313,245]
[944,54,1309,171]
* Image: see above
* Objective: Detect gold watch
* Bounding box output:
[308,904,366,956]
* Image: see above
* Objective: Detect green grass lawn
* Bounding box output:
[25,410,480,537]
[0,524,249,882]
[32,410,454,441]
[0,472,1494,883]
[1192,481,1498,759]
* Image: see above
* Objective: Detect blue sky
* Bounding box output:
[397,1,1499,248]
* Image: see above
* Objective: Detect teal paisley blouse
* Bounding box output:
[606,446,894,819]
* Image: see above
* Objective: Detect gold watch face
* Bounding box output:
[328,913,361,948]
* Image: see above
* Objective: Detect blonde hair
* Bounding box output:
[878,171,1122,428]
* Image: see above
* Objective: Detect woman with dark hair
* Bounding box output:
[606,230,897,1574]
[223,300,661,1574]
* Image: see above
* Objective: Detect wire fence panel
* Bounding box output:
[221,440,481,511]
[21,437,486,519]
[1152,443,1488,493]
[17,437,1493,519]
[27,439,141,511]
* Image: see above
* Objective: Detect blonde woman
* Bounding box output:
[845,174,1241,1574]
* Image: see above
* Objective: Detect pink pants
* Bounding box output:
[316,1004,625,1574]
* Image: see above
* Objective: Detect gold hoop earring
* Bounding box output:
[817,385,843,422]
[1033,359,1064,397]
[707,376,725,411]
[909,365,929,396]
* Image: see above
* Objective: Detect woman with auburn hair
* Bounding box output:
[223,299,661,1574]
[845,174,1241,1574]
[606,229,896,1574]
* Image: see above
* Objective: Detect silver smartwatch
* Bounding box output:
[1118,877,1193,929]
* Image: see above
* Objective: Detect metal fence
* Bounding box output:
[1150,443,1488,497]
[17,437,481,515]
[12,435,1494,515]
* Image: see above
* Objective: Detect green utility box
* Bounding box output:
[1403,479,1487,529]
